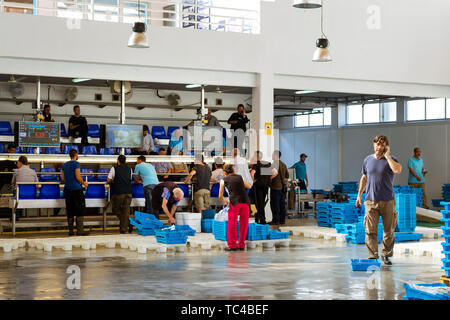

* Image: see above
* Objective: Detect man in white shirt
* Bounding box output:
[231,148,253,187]
[12,156,38,220]
[134,125,154,155]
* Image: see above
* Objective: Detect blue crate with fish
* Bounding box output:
[155,227,188,244]
[201,219,214,233]
[350,259,381,271]
[403,282,450,300]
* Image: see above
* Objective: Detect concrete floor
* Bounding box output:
[0,216,444,300]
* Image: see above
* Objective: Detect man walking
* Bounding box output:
[290,153,312,209]
[184,153,212,213]
[61,149,89,236]
[107,155,133,234]
[407,147,429,209]
[356,135,402,265]
[134,155,159,214]
[270,150,289,225]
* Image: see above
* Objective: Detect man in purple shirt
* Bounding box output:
[356,135,402,265]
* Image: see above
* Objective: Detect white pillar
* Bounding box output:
[250,72,274,162]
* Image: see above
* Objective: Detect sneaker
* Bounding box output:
[224,247,237,252]
[381,256,392,265]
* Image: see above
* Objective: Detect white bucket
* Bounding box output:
[176,212,202,232]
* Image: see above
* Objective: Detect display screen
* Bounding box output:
[106,124,143,148]
[18,121,60,147]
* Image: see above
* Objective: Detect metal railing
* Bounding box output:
[0,0,260,34]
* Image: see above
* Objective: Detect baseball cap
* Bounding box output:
[300,153,308,158]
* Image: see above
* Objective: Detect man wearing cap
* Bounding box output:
[291,153,312,209]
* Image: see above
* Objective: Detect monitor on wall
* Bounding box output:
[105,124,143,148]
[18,121,60,147]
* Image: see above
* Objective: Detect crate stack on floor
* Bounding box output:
[403,282,450,300]
[316,202,332,227]
[344,220,383,244]
[330,203,359,228]
[441,202,450,279]
[394,184,423,207]
[432,183,450,208]
[333,182,358,194]
[394,193,423,242]
[212,221,289,241]
[201,209,215,233]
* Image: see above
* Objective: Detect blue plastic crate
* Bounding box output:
[441,211,450,219]
[351,259,381,271]
[247,234,266,241]
[268,230,289,240]
[440,202,450,211]
[441,250,450,261]
[441,218,450,228]
[441,226,450,237]
[403,282,449,300]
[442,242,450,251]
[212,220,240,241]
[174,225,196,236]
[155,229,187,244]
[395,232,423,242]
[202,209,216,219]
[442,267,450,277]
[137,228,157,236]
[201,219,214,233]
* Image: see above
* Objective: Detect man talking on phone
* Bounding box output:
[356,135,402,265]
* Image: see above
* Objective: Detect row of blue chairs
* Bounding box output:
[0,122,100,138]
[0,145,134,155]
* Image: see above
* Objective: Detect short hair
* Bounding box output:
[173,188,184,199]
[43,104,50,109]
[73,105,80,111]
[194,153,204,163]
[143,125,149,132]
[137,155,146,162]
[18,155,28,165]
[69,149,78,159]
[159,148,165,152]
[7,144,16,151]
[414,147,420,152]
[118,155,126,164]
[373,135,389,146]
[237,104,244,109]
[273,150,281,158]
[224,164,234,174]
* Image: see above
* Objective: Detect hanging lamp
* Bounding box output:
[312,0,332,62]
[127,0,149,48]
[292,0,322,9]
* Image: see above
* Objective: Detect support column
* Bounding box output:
[250,72,274,162]
[120,81,126,155]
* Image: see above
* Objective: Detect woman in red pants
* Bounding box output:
[219,164,252,251]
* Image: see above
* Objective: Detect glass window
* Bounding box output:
[295,114,309,127]
[324,107,331,125]
[363,103,380,123]
[309,110,323,126]
[380,101,397,122]
[406,99,425,121]
[447,98,450,119]
[426,98,446,120]
[347,104,362,124]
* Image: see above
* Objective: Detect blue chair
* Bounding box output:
[124,148,131,155]
[97,168,110,182]
[0,121,14,136]
[151,126,169,139]
[15,147,24,154]
[210,184,228,198]
[40,185,60,199]
[82,145,97,155]
[167,126,180,139]
[45,147,61,154]
[177,184,191,199]
[64,145,79,154]
[0,144,4,153]
[132,184,144,198]
[40,168,59,182]
[85,184,106,199]
[153,146,161,153]
[60,123,69,138]
[81,168,95,181]
[18,185,37,199]
[26,147,36,154]
[88,124,100,138]
[100,148,115,155]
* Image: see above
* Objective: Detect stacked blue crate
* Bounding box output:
[201,219,214,233]
[432,199,444,208]
[441,202,450,277]
[330,203,359,227]
[395,193,416,232]
[402,282,450,300]
[411,188,424,207]
[268,230,289,240]
[316,202,332,227]
[333,182,358,194]
[247,223,270,240]
[345,221,383,244]
[394,185,412,194]
[155,228,187,244]
[212,220,239,241]
[129,211,165,236]
[443,184,450,202]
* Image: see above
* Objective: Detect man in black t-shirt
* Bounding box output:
[227,104,249,155]
[68,105,88,145]
[43,104,54,122]
[184,153,212,213]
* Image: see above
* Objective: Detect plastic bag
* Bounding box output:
[214,205,229,221]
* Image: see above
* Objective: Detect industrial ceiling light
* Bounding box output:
[185,84,202,89]
[292,0,321,9]
[72,78,92,83]
[312,1,332,62]
[295,90,319,95]
[127,0,149,48]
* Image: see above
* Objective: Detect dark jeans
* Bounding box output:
[254,186,268,224]
[64,188,86,218]
[144,184,156,214]
[270,189,287,224]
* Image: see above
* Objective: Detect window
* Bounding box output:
[406,98,448,121]
[294,107,331,128]
[426,98,446,120]
[406,100,425,121]
[380,101,397,122]
[363,103,380,123]
[447,99,450,119]
[347,104,363,124]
